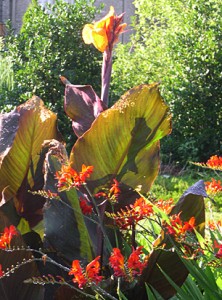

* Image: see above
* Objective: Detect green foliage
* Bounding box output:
[0,38,14,95]
[2,0,102,149]
[111,0,222,163]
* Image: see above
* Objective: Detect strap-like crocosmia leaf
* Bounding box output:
[64,84,107,137]
[70,83,171,197]
[0,96,60,203]
[138,180,206,299]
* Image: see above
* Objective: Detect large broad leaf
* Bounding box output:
[64,84,107,137]
[0,96,60,207]
[136,180,207,299]
[0,109,20,168]
[43,140,93,263]
[70,83,171,199]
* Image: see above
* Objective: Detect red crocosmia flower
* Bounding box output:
[132,198,153,216]
[109,179,121,202]
[206,155,222,170]
[205,178,222,194]
[94,191,108,199]
[127,246,147,276]
[79,197,93,215]
[213,240,222,259]
[56,164,93,191]
[181,216,195,233]
[207,220,222,231]
[85,256,103,284]
[107,197,153,229]
[79,165,94,182]
[0,264,4,277]
[166,214,195,238]
[109,248,125,277]
[0,225,18,249]
[155,198,174,214]
[69,260,87,288]
[109,179,121,196]
[109,247,147,280]
[69,256,103,288]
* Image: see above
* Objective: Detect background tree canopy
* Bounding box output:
[111,0,222,164]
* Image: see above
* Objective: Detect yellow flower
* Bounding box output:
[82,6,127,52]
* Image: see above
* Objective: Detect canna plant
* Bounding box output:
[0,6,209,300]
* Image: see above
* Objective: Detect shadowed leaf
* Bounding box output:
[43,140,93,263]
[64,84,106,137]
[0,109,20,168]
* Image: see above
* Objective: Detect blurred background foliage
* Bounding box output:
[0,0,102,151]
[111,0,222,164]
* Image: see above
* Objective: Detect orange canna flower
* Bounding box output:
[0,225,18,249]
[82,6,127,52]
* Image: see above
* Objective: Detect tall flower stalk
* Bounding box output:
[82,6,126,106]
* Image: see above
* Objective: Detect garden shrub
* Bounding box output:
[1,0,102,150]
[111,0,222,164]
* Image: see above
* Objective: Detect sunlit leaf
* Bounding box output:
[0,96,58,206]
[70,83,171,201]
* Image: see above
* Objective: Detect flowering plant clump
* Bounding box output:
[0,6,221,300]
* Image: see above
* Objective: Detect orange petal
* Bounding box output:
[95,6,115,29]
[92,28,108,52]
[82,24,94,44]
